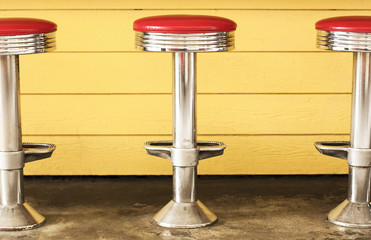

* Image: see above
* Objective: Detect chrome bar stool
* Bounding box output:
[133,15,236,228]
[315,16,371,228]
[0,18,56,230]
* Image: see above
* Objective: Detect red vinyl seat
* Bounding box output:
[0,18,56,36]
[133,15,236,33]
[316,16,371,33]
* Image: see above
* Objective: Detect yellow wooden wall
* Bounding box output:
[4,0,367,175]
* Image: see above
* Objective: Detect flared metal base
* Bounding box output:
[153,200,217,228]
[0,203,45,231]
[328,199,371,228]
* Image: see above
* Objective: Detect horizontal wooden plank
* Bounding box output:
[1,0,370,10]
[21,52,352,94]
[21,94,351,135]
[1,10,371,51]
[23,135,349,175]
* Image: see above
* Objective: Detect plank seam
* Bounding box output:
[20,93,352,95]
[23,133,349,137]
[0,9,370,11]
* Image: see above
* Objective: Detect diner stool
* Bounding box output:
[0,18,57,230]
[315,16,371,228]
[133,15,236,228]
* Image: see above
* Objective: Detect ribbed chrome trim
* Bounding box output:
[317,30,371,52]
[135,31,235,52]
[0,32,56,55]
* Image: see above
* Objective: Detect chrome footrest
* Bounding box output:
[144,141,173,160]
[23,142,56,163]
[144,141,226,166]
[0,143,56,170]
[315,141,371,167]
[314,141,349,160]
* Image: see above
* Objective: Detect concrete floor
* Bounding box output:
[0,176,370,240]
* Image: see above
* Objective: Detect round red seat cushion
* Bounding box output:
[133,15,236,33]
[0,18,57,36]
[316,16,371,33]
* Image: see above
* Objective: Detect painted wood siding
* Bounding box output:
[3,0,361,175]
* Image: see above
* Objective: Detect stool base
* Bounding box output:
[0,202,45,231]
[328,199,371,228]
[153,200,217,228]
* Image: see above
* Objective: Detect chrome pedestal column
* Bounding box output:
[315,52,371,228]
[145,52,225,228]
[0,53,56,230]
[138,31,234,228]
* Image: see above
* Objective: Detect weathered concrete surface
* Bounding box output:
[0,176,370,240]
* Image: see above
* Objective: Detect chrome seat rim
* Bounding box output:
[317,30,371,52]
[0,31,56,55]
[135,31,235,52]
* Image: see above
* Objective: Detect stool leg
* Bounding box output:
[0,55,45,230]
[173,167,196,203]
[0,55,22,151]
[153,52,217,228]
[327,52,371,227]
